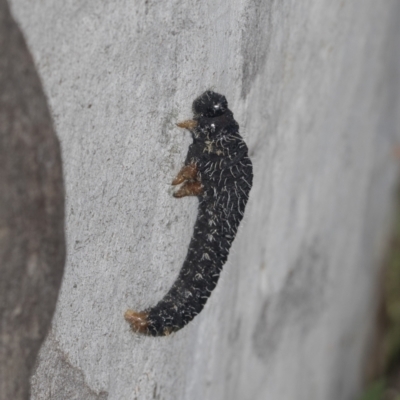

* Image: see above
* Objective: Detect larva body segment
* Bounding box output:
[125,91,253,336]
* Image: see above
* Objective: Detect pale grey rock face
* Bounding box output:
[8,0,400,399]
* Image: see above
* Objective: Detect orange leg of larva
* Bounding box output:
[173,181,203,198]
[172,163,198,185]
[124,309,150,334]
[176,119,197,130]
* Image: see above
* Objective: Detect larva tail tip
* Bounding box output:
[124,309,149,334]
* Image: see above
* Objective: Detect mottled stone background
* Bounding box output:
[8,0,400,398]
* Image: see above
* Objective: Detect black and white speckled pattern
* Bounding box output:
[147,91,252,336]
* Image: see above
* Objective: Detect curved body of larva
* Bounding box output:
[125,91,253,336]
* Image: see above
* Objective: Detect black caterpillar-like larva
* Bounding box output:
[125,91,253,336]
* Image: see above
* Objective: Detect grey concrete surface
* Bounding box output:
[9,0,400,399]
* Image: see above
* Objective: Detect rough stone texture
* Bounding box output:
[9,0,400,399]
[0,1,65,399]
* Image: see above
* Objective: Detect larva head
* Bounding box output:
[192,91,228,118]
